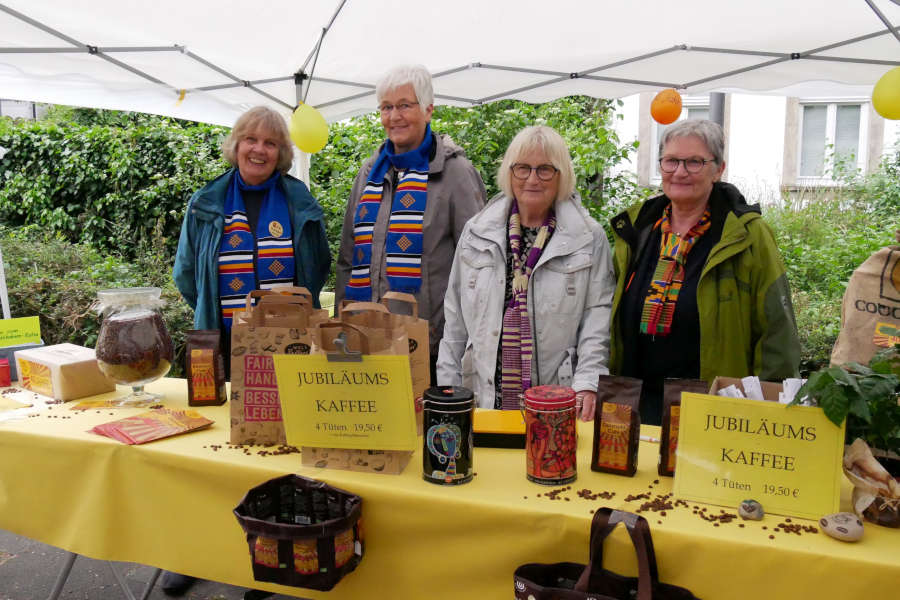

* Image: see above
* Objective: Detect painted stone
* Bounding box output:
[819,512,864,542]
[738,499,764,520]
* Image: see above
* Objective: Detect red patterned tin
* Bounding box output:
[524,385,577,485]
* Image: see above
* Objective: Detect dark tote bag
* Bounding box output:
[513,508,699,600]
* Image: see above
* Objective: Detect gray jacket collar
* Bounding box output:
[468,192,596,264]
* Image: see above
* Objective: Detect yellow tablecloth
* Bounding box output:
[0,378,898,599]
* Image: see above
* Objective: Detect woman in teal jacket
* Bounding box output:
[169,107,329,596]
[173,106,330,334]
[609,119,800,425]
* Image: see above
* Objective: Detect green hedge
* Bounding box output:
[0,225,194,377]
[0,116,228,261]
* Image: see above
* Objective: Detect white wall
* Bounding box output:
[610,94,641,176]
[725,94,786,204]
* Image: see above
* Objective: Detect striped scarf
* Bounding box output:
[217,170,294,329]
[345,124,433,301]
[640,204,711,336]
[500,200,556,410]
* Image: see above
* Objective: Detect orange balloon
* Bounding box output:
[651,88,683,125]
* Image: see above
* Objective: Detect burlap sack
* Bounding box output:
[230,298,311,445]
[831,245,900,366]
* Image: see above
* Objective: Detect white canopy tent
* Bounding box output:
[0,0,898,126]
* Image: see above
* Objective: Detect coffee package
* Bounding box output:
[186,329,227,406]
[590,375,642,476]
[658,378,709,477]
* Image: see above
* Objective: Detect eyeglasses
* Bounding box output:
[658,157,716,174]
[379,102,419,115]
[510,163,559,181]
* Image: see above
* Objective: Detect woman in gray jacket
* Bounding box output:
[437,126,614,420]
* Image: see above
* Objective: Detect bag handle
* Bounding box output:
[249,303,309,329]
[243,289,276,312]
[257,294,313,310]
[315,322,371,354]
[573,508,658,600]
[340,301,390,315]
[269,285,313,301]
[381,291,419,318]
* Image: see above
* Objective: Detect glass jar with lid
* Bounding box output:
[95,287,173,406]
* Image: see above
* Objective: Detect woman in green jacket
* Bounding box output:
[609,119,800,425]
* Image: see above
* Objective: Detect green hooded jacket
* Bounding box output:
[609,182,800,383]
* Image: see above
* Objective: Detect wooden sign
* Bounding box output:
[672,393,845,520]
[272,354,416,451]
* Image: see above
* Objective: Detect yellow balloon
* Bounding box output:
[872,66,900,120]
[289,103,329,153]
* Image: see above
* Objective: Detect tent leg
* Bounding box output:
[47,551,77,600]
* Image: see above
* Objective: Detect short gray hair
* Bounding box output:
[658,119,725,164]
[497,126,576,204]
[375,64,434,116]
[222,106,294,173]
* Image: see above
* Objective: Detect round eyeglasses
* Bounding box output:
[510,163,559,181]
[658,157,716,174]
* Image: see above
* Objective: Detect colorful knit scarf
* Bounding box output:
[500,200,556,410]
[345,124,433,301]
[217,170,294,329]
[640,204,711,336]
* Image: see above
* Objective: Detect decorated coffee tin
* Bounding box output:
[422,386,475,485]
[524,385,577,485]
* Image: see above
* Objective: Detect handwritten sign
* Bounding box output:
[0,316,40,347]
[672,393,845,520]
[273,354,416,451]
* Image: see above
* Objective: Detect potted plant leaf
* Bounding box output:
[793,344,900,526]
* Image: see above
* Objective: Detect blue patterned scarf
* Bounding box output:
[346,124,433,301]
[217,170,294,329]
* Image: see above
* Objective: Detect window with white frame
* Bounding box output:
[797,101,868,182]
[651,102,710,182]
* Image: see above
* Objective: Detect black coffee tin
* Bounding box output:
[422,386,475,485]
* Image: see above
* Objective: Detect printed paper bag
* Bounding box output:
[381,292,430,399]
[230,300,310,445]
[831,244,900,366]
[339,292,430,399]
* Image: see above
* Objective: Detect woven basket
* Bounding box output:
[233,473,364,590]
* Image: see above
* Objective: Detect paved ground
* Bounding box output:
[0,529,304,600]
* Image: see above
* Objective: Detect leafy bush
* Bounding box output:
[0,225,194,377]
[0,116,227,261]
[767,154,899,373]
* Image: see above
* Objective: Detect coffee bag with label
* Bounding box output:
[186,329,226,406]
[590,375,642,476]
[658,378,709,476]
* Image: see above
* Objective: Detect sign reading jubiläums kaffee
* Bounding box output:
[273,354,417,451]
[673,394,845,520]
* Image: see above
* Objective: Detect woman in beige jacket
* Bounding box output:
[437,126,614,420]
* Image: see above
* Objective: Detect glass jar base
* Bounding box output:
[112,388,163,408]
